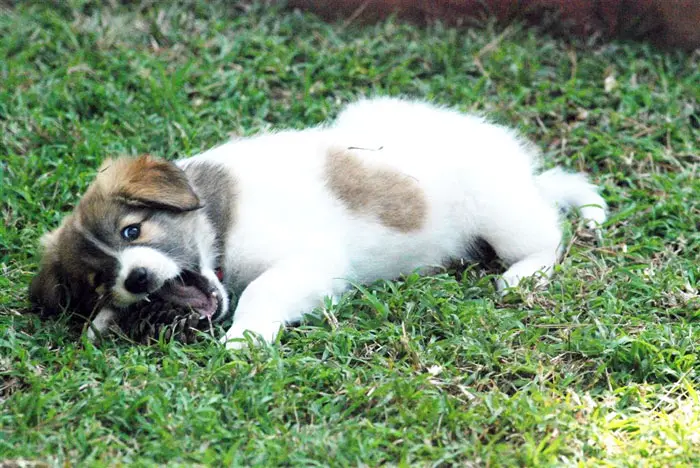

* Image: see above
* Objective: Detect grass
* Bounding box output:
[1,0,698,465]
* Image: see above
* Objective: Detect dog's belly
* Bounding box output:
[222,195,473,295]
[193,127,489,294]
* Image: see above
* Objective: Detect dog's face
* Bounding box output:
[30,156,223,325]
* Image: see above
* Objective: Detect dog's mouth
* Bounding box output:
[152,270,221,319]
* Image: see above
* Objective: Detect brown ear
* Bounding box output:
[29,249,67,317]
[103,155,201,212]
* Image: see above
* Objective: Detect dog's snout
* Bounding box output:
[124,267,150,294]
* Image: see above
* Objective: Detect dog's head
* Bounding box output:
[29,155,225,330]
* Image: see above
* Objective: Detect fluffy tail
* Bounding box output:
[536,168,607,229]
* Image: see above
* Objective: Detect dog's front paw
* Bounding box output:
[86,308,118,342]
[220,320,284,350]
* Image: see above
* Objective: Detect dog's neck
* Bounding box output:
[181,161,237,271]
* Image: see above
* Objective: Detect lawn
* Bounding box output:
[1,1,698,465]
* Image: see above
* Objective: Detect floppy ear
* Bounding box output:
[29,239,67,317]
[108,155,201,212]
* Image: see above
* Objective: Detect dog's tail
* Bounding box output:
[536,168,607,229]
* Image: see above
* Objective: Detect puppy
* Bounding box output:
[30,97,606,348]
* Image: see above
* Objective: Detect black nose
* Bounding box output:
[124,267,150,294]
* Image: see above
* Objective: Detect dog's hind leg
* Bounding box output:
[220,256,348,349]
[478,182,563,293]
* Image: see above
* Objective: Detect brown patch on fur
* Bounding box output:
[119,213,144,229]
[135,220,163,244]
[94,155,200,212]
[325,146,427,232]
[29,229,67,315]
[87,272,97,287]
[29,214,114,319]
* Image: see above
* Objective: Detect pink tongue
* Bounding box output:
[166,284,217,317]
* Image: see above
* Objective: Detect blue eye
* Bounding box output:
[121,224,141,241]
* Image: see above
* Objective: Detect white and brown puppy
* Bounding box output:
[30,97,606,349]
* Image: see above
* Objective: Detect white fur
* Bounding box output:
[202,267,229,322]
[536,167,607,229]
[165,97,606,349]
[86,307,116,341]
[113,246,180,306]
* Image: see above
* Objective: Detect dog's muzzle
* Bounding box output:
[152,270,222,319]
